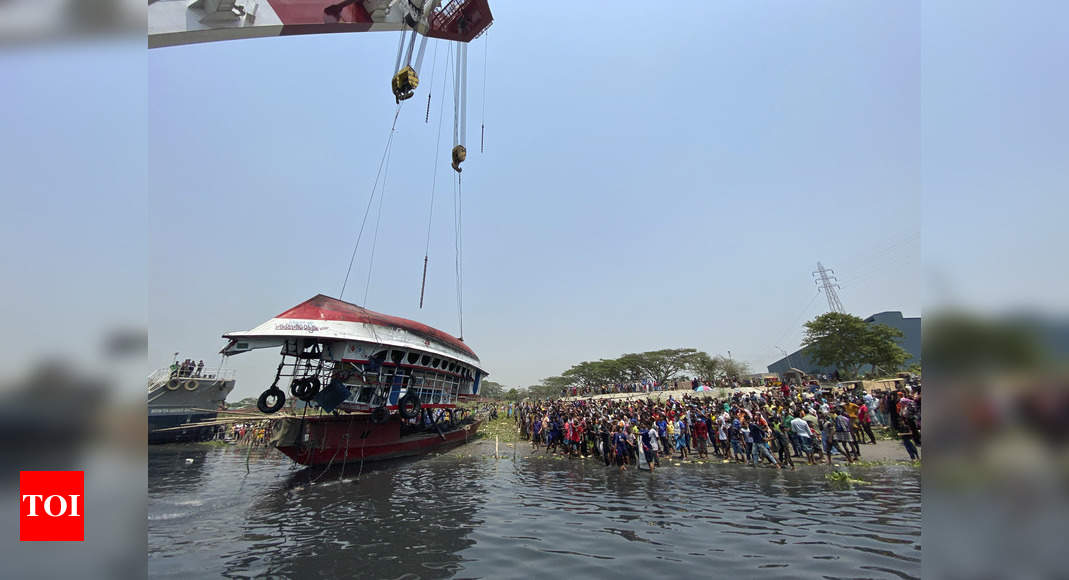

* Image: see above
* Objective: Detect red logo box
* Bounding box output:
[19,471,84,541]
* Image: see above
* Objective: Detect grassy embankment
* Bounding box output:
[475,415,521,444]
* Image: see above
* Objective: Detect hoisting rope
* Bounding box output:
[481,31,488,153]
[452,41,459,146]
[362,134,394,306]
[419,46,453,309]
[453,171,464,340]
[393,25,406,75]
[451,40,468,173]
[340,105,402,300]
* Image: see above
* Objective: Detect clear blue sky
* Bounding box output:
[148,1,927,399]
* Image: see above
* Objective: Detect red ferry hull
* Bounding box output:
[270,414,482,467]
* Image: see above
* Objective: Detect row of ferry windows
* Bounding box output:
[381,365,466,391]
[350,365,464,405]
[380,349,474,377]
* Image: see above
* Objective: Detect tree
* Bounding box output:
[687,352,723,382]
[526,376,571,399]
[861,323,909,376]
[802,312,870,379]
[803,312,909,379]
[479,380,506,399]
[689,352,750,382]
[720,357,751,380]
[624,348,700,385]
[562,361,612,388]
[232,397,258,409]
[614,353,650,382]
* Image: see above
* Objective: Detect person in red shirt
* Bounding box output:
[858,403,877,444]
[693,417,709,458]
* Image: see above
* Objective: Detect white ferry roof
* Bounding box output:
[221,295,485,373]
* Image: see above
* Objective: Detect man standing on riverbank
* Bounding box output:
[773,423,795,469]
[858,400,877,444]
[693,415,709,458]
[612,426,629,471]
[749,418,779,467]
[641,424,658,472]
[791,415,816,465]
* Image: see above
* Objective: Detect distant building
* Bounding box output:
[767,311,921,377]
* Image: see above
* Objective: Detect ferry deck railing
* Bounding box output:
[148,366,237,391]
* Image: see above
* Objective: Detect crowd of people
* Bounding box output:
[223,421,271,446]
[510,381,921,471]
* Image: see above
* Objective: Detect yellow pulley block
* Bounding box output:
[451,145,467,173]
[391,65,420,103]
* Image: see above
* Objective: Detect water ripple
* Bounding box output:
[149,445,920,579]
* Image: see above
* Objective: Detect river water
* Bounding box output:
[149,442,921,579]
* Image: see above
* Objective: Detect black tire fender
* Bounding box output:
[398,392,421,420]
[257,387,286,414]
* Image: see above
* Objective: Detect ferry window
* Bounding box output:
[432,358,441,368]
[421,354,431,366]
[357,386,374,404]
[391,350,404,364]
[407,352,419,365]
[447,362,455,372]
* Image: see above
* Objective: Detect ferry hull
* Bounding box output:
[270,414,482,466]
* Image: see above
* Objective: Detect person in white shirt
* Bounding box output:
[790,416,815,464]
[645,426,660,470]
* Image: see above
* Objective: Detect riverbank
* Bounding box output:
[461,417,919,468]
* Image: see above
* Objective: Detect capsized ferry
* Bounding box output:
[221,294,486,466]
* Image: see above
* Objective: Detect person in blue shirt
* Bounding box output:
[612,426,629,471]
[674,417,689,459]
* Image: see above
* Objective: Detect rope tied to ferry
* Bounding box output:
[340,104,403,301]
